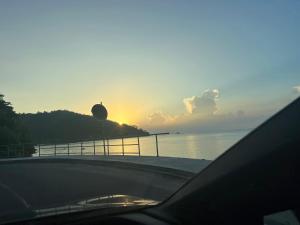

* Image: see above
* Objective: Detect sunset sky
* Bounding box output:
[1,0,299,133]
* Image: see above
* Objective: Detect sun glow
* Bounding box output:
[112,116,130,125]
[107,102,144,126]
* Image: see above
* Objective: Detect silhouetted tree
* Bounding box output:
[0,94,35,157]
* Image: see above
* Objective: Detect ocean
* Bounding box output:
[35,130,250,160]
[133,131,249,160]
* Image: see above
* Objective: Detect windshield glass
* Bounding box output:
[0,0,299,223]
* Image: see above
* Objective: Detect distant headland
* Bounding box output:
[19,110,149,144]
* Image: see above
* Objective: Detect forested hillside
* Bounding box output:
[20,110,149,144]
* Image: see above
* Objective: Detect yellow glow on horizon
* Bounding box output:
[79,108,139,125]
[77,96,147,126]
[113,117,128,125]
[106,102,144,126]
[80,109,133,125]
[109,111,134,125]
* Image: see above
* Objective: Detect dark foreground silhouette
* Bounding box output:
[0,94,35,157]
[0,94,148,158]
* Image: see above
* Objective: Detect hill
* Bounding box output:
[19,110,149,144]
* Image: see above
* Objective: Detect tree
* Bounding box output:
[0,94,35,158]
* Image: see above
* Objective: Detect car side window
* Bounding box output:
[264,210,300,225]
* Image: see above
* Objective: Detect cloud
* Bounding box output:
[172,112,266,134]
[293,85,300,94]
[147,112,176,125]
[148,112,167,124]
[183,89,219,115]
[143,84,298,134]
[144,109,264,134]
[143,89,266,133]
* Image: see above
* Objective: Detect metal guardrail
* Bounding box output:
[150,132,169,157]
[0,133,169,159]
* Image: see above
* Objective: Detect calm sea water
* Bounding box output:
[35,130,249,160]
[136,131,249,160]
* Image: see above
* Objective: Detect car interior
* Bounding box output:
[7,98,299,225]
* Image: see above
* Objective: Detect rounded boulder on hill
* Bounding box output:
[91,103,108,120]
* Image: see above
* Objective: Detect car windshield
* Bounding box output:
[0,1,299,224]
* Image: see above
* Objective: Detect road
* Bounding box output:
[0,159,191,218]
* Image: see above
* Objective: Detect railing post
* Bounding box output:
[155,135,159,157]
[137,136,140,156]
[122,138,124,156]
[22,144,25,157]
[7,145,9,158]
[107,139,110,156]
[54,143,56,156]
[38,144,40,157]
[103,139,106,156]
[67,143,70,156]
[93,140,96,155]
[80,142,83,156]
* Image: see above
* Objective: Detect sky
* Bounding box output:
[0,0,299,133]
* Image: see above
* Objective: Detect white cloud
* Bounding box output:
[148,112,167,124]
[147,112,176,125]
[143,89,267,133]
[144,110,264,134]
[293,85,300,94]
[183,89,219,115]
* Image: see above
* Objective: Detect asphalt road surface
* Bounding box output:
[0,159,191,218]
